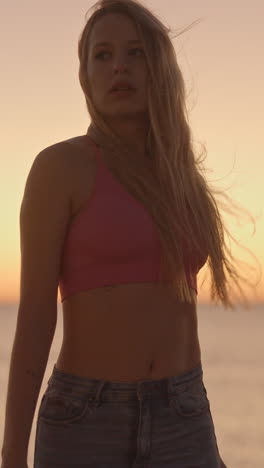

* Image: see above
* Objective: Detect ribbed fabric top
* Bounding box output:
[58,134,206,303]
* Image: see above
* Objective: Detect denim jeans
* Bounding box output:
[33,362,224,467]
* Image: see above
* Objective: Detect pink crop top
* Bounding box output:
[58,136,207,303]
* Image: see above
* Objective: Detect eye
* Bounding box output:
[95,51,110,60]
[95,48,144,60]
[131,47,144,56]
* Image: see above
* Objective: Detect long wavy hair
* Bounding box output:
[78,0,259,309]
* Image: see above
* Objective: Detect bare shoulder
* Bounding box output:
[61,134,97,169]
[40,135,97,213]
[40,134,95,175]
[55,135,98,217]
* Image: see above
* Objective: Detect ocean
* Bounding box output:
[0,302,263,467]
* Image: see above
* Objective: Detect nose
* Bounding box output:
[113,53,128,73]
[114,63,128,73]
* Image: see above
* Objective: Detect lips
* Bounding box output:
[110,82,136,93]
[111,88,135,93]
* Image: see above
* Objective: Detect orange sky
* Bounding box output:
[1,1,263,305]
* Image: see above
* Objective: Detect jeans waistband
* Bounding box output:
[46,362,203,403]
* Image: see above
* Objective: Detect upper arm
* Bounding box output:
[18,144,72,331]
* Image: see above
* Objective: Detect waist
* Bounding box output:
[48,360,203,399]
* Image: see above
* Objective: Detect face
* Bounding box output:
[87,13,149,123]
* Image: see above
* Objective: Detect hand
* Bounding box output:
[219,456,228,468]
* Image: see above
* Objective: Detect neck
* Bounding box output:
[87,119,150,160]
[107,119,149,157]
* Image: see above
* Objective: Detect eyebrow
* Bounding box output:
[93,40,142,49]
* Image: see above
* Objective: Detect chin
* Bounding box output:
[103,108,144,118]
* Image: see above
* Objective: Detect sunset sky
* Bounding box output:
[1,0,263,305]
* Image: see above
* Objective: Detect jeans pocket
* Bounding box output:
[169,380,210,418]
[39,388,91,426]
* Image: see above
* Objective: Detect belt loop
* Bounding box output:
[137,382,144,402]
[167,377,172,397]
[90,380,106,407]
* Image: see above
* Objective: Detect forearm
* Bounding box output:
[1,328,53,462]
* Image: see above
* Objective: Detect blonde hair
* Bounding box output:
[78,0,259,310]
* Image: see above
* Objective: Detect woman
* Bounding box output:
[3,0,256,467]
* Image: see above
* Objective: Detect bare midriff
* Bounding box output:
[56,283,201,382]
